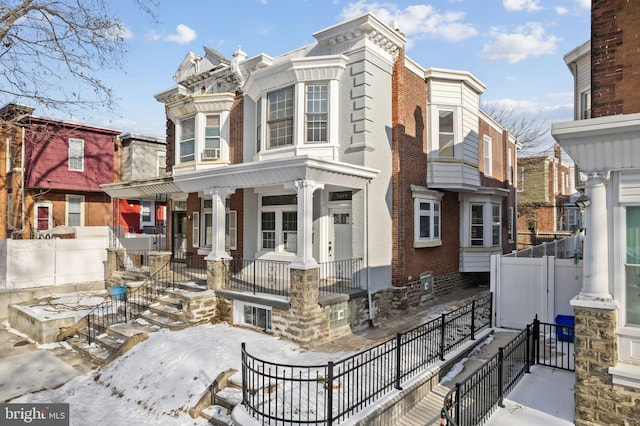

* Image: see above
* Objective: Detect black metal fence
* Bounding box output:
[318,259,362,296]
[443,315,575,426]
[241,292,492,425]
[225,259,290,297]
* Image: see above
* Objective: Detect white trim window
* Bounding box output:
[68,138,84,171]
[192,211,200,247]
[226,210,237,250]
[625,206,640,326]
[508,147,513,185]
[415,198,440,243]
[580,89,591,120]
[179,117,195,162]
[259,194,297,253]
[471,204,484,246]
[157,151,166,176]
[305,84,328,143]
[5,137,12,173]
[203,114,221,160]
[483,135,492,177]
[141,201,152,224]
[438,109,455,157]
[492,204,501,246]
[267,86,294,149]
[66,195,84,226]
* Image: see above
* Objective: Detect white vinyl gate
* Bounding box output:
[490,255,583,329]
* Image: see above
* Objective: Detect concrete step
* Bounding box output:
[174,280,208,292]
[138,310,191,330]
[156,293,183,310]
[66,335,112,365]
[147,302,188,323]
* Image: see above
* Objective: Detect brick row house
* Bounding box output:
[552,1,640,424]
[516,145,580,248]
[103,13,519,342]
[0,103,120,239]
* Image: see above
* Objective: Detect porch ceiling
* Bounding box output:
[172,156,379,193]
[552,113,640,171]
[102,177,181,198]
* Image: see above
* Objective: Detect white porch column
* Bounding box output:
[203,187,235,261]
[576,170,613,302]
[286,180,324,269]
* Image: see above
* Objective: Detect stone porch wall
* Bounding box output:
[573,305,640,426]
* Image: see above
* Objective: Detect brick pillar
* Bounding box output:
[106,247,125,285]
[273,266,329,348]
[149,251,172,276]
[573,304,621,426]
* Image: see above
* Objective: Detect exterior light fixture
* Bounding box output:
[575,195,591,208]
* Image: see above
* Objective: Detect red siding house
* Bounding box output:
[0,103,120,238]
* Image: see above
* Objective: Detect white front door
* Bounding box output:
[329,208,352,261]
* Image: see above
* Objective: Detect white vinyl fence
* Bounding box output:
[490,254,583,329]
[0,236,109,290]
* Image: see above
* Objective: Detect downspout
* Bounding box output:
[365,179,375,325]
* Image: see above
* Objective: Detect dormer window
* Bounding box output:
[267,86,294,149]
[179,117,195,162]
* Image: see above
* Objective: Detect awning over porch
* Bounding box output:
[102,155,379,198]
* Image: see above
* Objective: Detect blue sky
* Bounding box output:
[52,0,591,149]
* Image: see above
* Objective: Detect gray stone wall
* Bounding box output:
[573,306,640,426]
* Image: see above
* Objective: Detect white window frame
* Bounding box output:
[5,137,12,173]
[438,108,455,157]
[508,147,513,185]
[492,204,502,247]
[226,210,237,250]
[65,195,84,227]
[470,204,484,247]
[203,114,221,160]
[483,135,492,177]
[68,138,84,171]
[141,201,152,224]
[157,151,166,177]
[412,186,443,248]
[305,84,328,143]
[258,195,297,255]
[234,300,272,332]
[192,211,200,247]
[178,117,195,163]
[580,89,591,120]
[266,86,295,149]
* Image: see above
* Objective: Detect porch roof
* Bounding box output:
[102,156,379,198]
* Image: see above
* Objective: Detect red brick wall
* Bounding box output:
[592,0,640,116]
[391,50,460,287]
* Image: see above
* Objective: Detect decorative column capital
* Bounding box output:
[284,180,324,194]
[203,187,235,198]
[579,170,610,184]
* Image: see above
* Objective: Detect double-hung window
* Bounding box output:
[179,117,195,162]
[141,201,152,223]
[625,206,640,326]
[439,110,455,157]
[492,204,501,246]
[267,86,294,149]
[580,90,591,120]
[68,138,84,171]
[305,84,328,143]
[471,204,484,246]
[483,135,492,176]
[203,115,221,159]
[415,199,440,242]
[66,195,83,226]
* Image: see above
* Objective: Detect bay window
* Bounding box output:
[492,204,501,246]
[203,115,221,159]
[267,86,294,149]
[439,109,455,157]
[471,204,484,246]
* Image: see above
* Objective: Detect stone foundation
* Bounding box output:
[573,305,640,426]
[182,291,217,323]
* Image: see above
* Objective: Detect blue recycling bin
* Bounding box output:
[110,285,127,300]
[555,315,574,342]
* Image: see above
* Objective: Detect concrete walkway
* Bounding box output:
[0,350,80,402]
[396,331,520,426]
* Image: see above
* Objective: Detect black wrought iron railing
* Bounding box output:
[318,258,362,296]
[443,315,574,426]
[241,293,493,425]
[224,259,290,297]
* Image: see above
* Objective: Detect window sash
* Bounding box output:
[141,201,151,222]
[492,204,501,246]
[68,138,84,171]
[439,110,454,157]
[192,212,200,247]
[415,198,441,242]
[267,87,294,149]
[67,197,82,226]
[626,206,640,326]
[471,204,484,246]
[180,117,195,162]
[484,135,492,176]
[306,85,328,143]
[205,115,221,149]
[261,211,276,249]
[226,211,237,250]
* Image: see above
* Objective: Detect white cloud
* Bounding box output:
[503,0,542,12]
[576,0,590,9]
[163,24,197,45]
[555,6,569,15]
[482,22,560,63]
[340,1,477,42]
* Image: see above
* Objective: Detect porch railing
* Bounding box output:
[241,292,492,425]
[443,315,575,426]
[319,258,362,296]
[225,259,290,297]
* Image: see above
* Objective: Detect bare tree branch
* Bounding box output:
[483,102,550,156]
[0,0,157,115]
